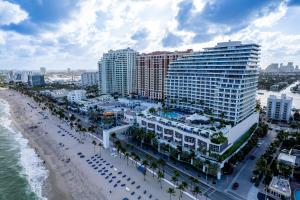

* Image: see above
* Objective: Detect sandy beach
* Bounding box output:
[0,88,196,200]
[0,88,107,200]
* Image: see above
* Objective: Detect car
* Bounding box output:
[232,182,239,190]
[77,152,82,155]
[251,176,257,183]
[250,155,256,160]
[256,142,262,147]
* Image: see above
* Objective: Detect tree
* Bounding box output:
[192,186,202,200]
[157,158,166,175]
[189,176,199,190]
[149,107,156,114]
[278,162,293,178]
[142,160,149,181]
[204,160,211,181]
[171,175,178,188]
[150,160,158,177]
[125,152,130,166]
[111,132,117,141]
[157,170,164,189]
[167,187,175,200]
[92,140,97,153]
[255,158,268,175]
[178,181,188,200]
[98,142,102,156]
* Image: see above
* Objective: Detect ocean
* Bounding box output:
[0,98,48,200]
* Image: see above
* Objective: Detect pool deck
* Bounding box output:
[291,180,300,200]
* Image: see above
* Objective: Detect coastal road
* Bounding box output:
[223,129,277,199]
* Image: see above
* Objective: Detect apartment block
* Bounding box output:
[267,94,292,121]
[28,74,45,87]
[98,48,137,97]
[165,41,260,124]
[81,72,98,87]
[136,50,193,100]
[67,90,86,103]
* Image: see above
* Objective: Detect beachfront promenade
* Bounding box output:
[1,89,204,200]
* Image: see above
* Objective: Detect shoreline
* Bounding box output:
[0,89,71,200]
[0,87,190,200]
[0,88,107,200]
[11,118,71,200]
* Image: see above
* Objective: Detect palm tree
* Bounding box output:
[171,175,178,188]
[157,158,166,175]
[204,160,211,182]
[125,152,130,166]
[111,132,117,142]
[150,160,158,177]
[98,142,102,156]
[255,158,268,175]
[157,170,164,189]
[142,160,149,181]
[135,154,141,165]
[178,181,188,199]
[92,140,97,153]
[167,187,175,200]
[192,186,202,200]
[176,145,182,160]
[209,163,220,181]
[189,150,196,165]
[189,176,199,190]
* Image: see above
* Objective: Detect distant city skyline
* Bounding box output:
[0,0,300,70]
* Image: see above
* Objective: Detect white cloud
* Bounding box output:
[0,0,28,25]
[0,0,300,70]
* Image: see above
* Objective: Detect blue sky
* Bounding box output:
[0,0,300,70]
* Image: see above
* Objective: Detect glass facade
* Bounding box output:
[165,41,260,124]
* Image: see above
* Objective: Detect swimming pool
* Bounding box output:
[295,189,300,200]
[159,111,182,119]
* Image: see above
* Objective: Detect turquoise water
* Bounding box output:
[159,111,182,119]
[0,98,48,200]
[295,189,300,200]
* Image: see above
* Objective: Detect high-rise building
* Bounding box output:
[136,50,193,100]
[28,74,45,87]
[81,72,99,87]
[267,94,292,121]
[279,62,295,73]
[40,67,46,75]
[98,48,137,97]
[165,41,260,124]
[265,63,279,73]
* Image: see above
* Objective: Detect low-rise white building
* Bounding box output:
[41,89,69,99]
[267,94,293,121]
[67,90,86,103]
[77,95,114,113]
[278,153,296,167]
[128,110,259,179]
[268,177,291,199]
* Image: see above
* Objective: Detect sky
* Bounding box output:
[0,0,300,70]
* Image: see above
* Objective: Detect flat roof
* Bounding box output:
[269,176,291,196]
[278,153,296,164]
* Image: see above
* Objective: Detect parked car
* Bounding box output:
[232,182,239,190]
[256,142,263,147]
[251,176,257,183]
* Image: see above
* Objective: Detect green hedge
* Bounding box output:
[220,123,257,161]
